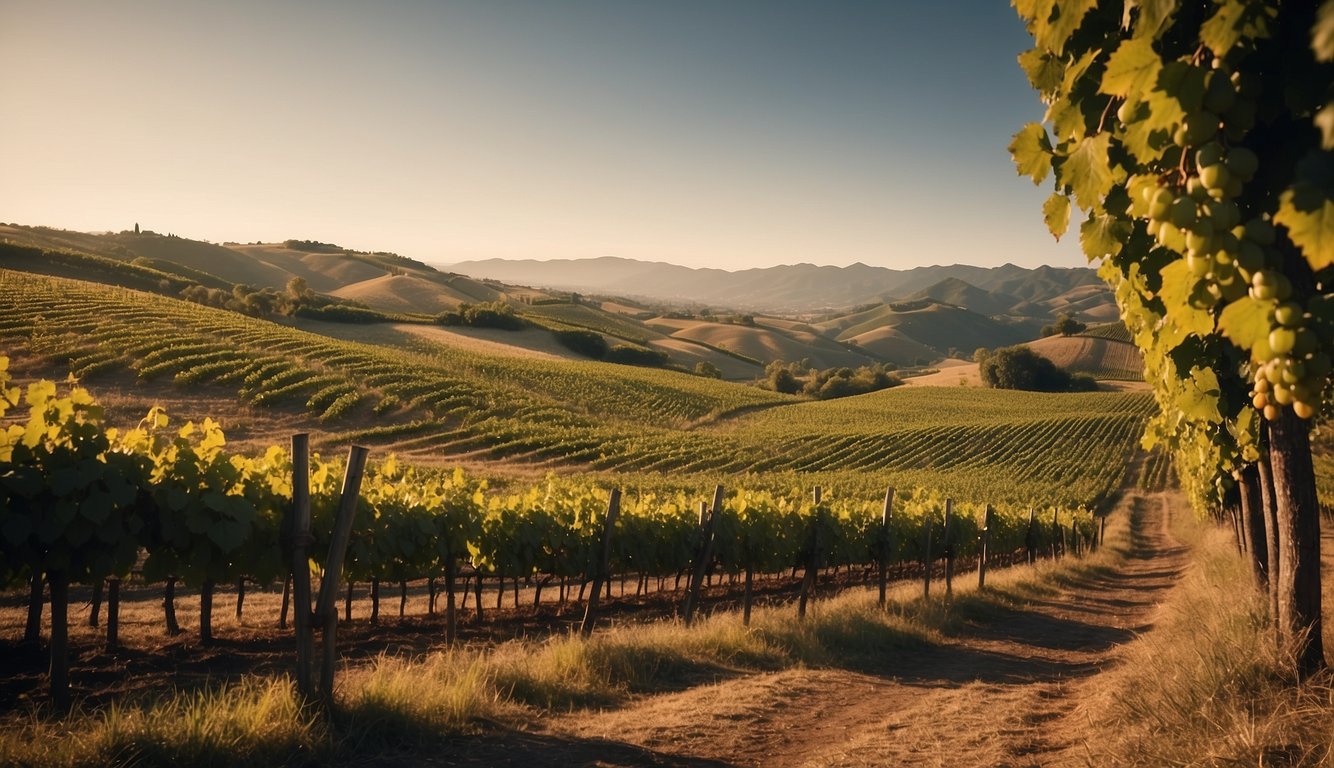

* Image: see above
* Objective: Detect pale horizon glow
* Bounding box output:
[0,1,1084,272]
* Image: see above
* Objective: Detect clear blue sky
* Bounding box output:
[0,1,1082,271]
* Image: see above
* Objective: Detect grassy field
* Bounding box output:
[0,269,1152,508]
[5,266,1331,767]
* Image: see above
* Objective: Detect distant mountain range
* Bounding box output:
[0,222,1133,377]
[446,256,1116,318]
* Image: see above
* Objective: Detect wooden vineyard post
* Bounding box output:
[89,579,101,628]
[978,504,993,590]
[1099,515,1107,547]
[922,515,934,599]
[797,487,824,620]
[48,571,70,711]
[580,489,621,638]
[1051,510,1061,560]
[279,575,291,629]
[315,444,369,709]
[878,487,895,608]
[164,577,180,636]
[444,553,458,645]
[942,498,955,597]
[1025,507,1037,565]
[287,434,316,701]
[683,486,723,627]
[105,577,120,651]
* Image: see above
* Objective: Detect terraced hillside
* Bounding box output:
[0,269,1153,508]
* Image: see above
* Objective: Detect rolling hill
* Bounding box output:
[447,256,1115,316]
[815,301,1034,356]
[0,222,1136,379]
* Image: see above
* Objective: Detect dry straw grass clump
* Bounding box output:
[1079,512,1334,766]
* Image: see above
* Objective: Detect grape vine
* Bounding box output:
[1010,0,1333,675]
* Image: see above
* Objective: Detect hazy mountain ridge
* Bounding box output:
[0,222,1128,377]
[446,256,1112,316]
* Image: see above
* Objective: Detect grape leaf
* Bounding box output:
[1034,0,1097,55]
[1274,183,1334,271]
[1200,0,1275,56]
[1061,49,1101,95]
[1217,295,1272,354]
[1010,123,1053,184]
[1019,48,1065,99]
[1080,213,1131,259]
[1127,0,1179,40]
[80,491,113,524]
[1,513,31,547]
[1100,37,1161,97]
[1061,133,1115,210]
[1157,260,1215,338]
[1317,104,1334,150]
[1178,366,1222,423]
[1317,0,1334,61]
[1044,193,1072,239]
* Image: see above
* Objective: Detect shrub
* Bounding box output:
[553,329,609,359]
[976,345,1095,392]
[603,345,669,367]
[294,304,390,324]
[435,302,526,331]
[694,361,722,379]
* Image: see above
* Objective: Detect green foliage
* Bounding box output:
[603,344,669,367]
[294,304,393,324]
[977,345,1099,393]
[519,302,656,344]
[435,301,527,331]
[1041,313,1087,337]
[553,329,609,359]
[1010,0,1334,512]
[0,361,143,584]
[694,361,723,379]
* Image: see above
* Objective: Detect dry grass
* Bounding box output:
[1075,508,1334,767]
[18,501,1325,768]
[0,678,323,768]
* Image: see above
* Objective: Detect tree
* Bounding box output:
[1041,313,1087,337]
[694,361,723,379]
[286,276,309,301]
[976,345,1097,392]
[1011,0,1333,676]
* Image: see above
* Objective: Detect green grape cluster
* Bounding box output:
[1134,57,1326,423]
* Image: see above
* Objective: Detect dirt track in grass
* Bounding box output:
[363,489,1187,768]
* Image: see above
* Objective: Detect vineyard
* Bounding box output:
[0,263,1172,768]
[0,353,1110,710]
[0,270,1154,508]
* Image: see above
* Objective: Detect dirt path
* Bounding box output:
[379,489,1187,768]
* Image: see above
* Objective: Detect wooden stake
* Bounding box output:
[580,489,621,638]
[48,571,69,711]
[24,571,43,645]
[798,487,824,619]
[289,433,314,700]
[943,499,955,597]
[1025,507,1037,565]
[315,444,369,709]
[89,579,102,629]
[105,577,120,651]
[164,577,181,636]
[683,486,723,626]
[879,487,895,608]
[978,504,993,589]
[314,445,369,621]
[444,557,457,645]
[922,517,933,599]
[279,574,291,630]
